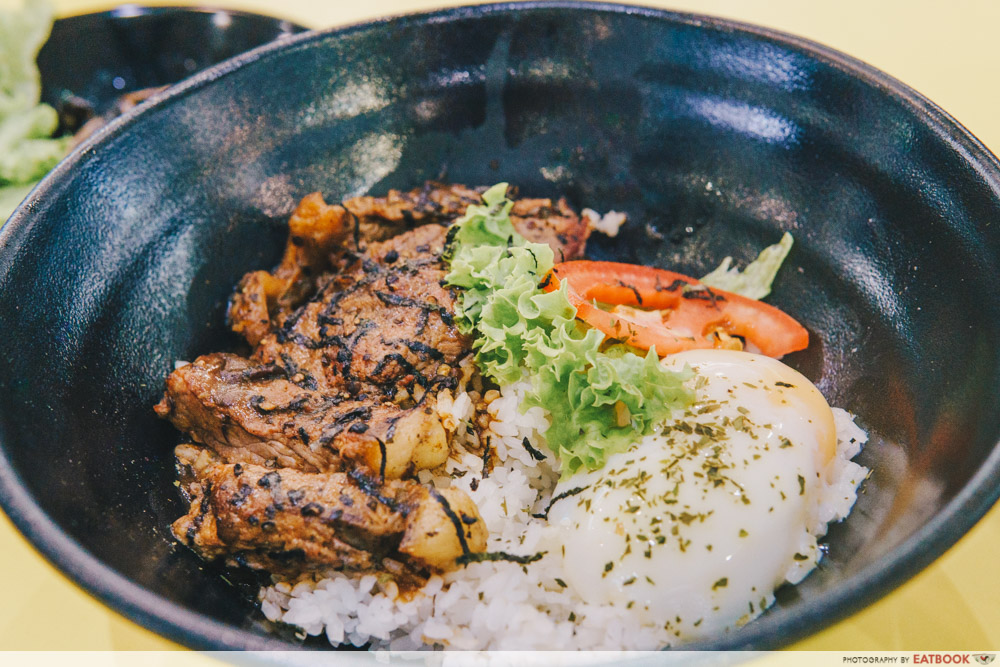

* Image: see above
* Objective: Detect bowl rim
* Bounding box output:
[3,0,1000,652]
[51,3,306,24]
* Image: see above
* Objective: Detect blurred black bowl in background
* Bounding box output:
[38,6,307,134]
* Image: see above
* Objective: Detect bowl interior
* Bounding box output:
[2,3,1000,651]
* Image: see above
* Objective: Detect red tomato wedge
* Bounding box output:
[542,261,808,358]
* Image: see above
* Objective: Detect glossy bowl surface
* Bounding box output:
[3,1,1000,652]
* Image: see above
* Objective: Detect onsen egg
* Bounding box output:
[546,349,848,643]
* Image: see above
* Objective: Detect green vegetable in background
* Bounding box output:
[700,231,794,300]
[0,0,71,223]
[444,184,693,477]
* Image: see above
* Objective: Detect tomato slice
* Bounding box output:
[542,260,808,358]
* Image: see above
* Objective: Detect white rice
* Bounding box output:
[259,379,868,650]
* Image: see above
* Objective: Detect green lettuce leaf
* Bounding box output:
[0,0,69,223]
[700,231,793,300]
[445,184,693,476]
[0,0,51,116]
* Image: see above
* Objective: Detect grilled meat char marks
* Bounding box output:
[509,197,588,263]
[254,224,466,397]
[173,445,487,574]
[158,353,339,472]
[158,182,590,576]
[229,182,588,346]
[157,225,462,480]
[156,352,451,480]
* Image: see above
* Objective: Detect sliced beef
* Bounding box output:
[511,196,590,263]
[173,445,487,574]
[253,224,467,396]
[342,181,484,243]
[155,353,451,479]
[157,224,469,480]
[160,182,589,577]
[227,182,588,346]
[229,192,353,347]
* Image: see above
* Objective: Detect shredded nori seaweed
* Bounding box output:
[457,550,547,566]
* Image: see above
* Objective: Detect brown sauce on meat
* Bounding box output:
[156,183,589,582]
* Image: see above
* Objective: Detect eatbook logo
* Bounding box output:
[974,656,996,666]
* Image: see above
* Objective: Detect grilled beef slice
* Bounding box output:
[252,224,467,396]
[155,352,451,479]
[228,182,588,346]
[173,445,487,573]
[156,224,465,480]
[159,183,588,574]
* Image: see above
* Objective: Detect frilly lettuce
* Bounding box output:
[700,232,794,300]
[0,1,71,223]
[445,184,693,476]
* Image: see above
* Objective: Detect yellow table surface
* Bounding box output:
[2,0,999,654]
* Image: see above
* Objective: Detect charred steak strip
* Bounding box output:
[228,182,588,346]
[173,446,487,573]
[159,183,589,576]
[252,224,468,397]
[154,353,451,479]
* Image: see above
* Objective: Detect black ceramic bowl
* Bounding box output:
[2,1,1000,652]
[38,5,306,126]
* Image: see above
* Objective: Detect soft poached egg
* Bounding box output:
[546,349,837,643]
